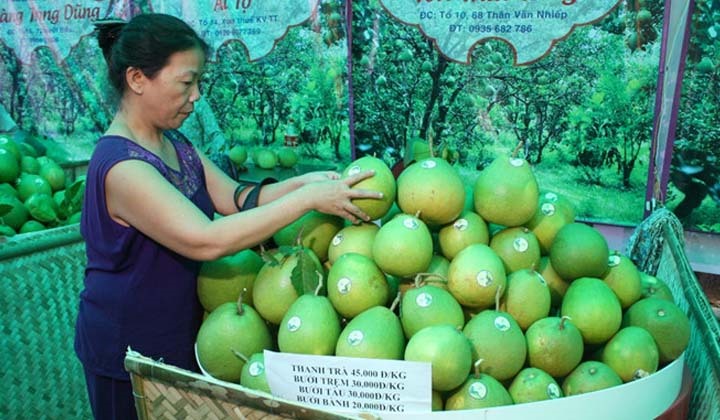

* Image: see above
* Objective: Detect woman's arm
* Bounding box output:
[105,159,379,261]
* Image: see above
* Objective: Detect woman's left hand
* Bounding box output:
[296,170,341,185]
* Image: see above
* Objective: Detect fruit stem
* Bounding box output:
[494,284,504,312]
[314,271,324,296]
[231,349,249,363]
[472,359,484,378]
[511,141,524,158]
[236,288,247,315]
[389,292,401,312]
[413,272,448,288]
[559,315,571,330]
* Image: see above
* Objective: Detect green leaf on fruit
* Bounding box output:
[290,249,323,295]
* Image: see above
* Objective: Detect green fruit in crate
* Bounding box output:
[335,305,405,360]
[447,243,506,309]
[240,352,271,393]
[19,219,45,234]
[0,183,18,198]
[0,148,19,183]
[0,137,20,161]
[273,210,344,262]
[278,293,341,355]
[538,256,570,308]
[38,159,66,191]
[562,361,623,396]
[252,248,322,325]
[16,173,52,202]
[397,157,465,227]
[341,155,396,221]
[445,368,513,410]
[197,249,264,312]
[550,222,610,281]
[602,252,642,309]
[526,316,584,378]
[499,269,551,331]
[601,326,659,382]
[404,324,473,391]
[196,299,273,383]
[276,147,299,168]
[327,253,388,319]
[372,213,433,278]
[561,277,622,345]
[622,297,690,363]
[0,194,29,231]
[639,272,674,301]
[400,280,465,339]
[524,193,574,255]
[21,156,40,175]
[463,309,527,381]
[228,145,248,166]
[438,210,489,260]
[253,149,277,169]
[508,367,563,404]
[24,193,57,223]
[489,226,541,274]
[474,155,539,227]
[327,222,379,264]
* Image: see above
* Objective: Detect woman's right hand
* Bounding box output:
[302,169,383,223]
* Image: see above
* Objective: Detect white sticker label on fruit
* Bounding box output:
[544,192,559,202]
[513,238,529,253]
[454,219,469,231]
[541,202,557,216]
[287,316,302,332]
[264,350,432,414]
[494,315,511,332]
[468,382,488,400]
[476,270,493,287]
[608,255,621,267]
[547,383,561,399]
[249,361,265,377]
[337,277,352,294]
[416,292,433,308]
[332,233,344,246]
[348,165,362,176]
[347,330,364,346]
[510,158,525,167]
[421,159,437,169]
[403,218,419,230]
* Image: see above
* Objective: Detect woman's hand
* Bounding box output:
[294,170,341,185]
[301,169,383,223]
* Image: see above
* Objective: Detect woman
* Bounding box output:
[75,13,380,419]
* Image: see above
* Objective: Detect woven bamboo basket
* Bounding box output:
[0,224,90,419]
[625,208,720,420]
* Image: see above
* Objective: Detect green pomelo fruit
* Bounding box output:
[0,194,29,231]
[489,226,541,274]
[438,210,489,260]
[526,316,584,378]
[20,156,40,175]
[273,210,344,262]
[550,222,610,281]
[0,137,21,161]
[0,183,18,198]
[445,372,513,410]
[327,253,389,319]
[538,256,570,308]
[561,277,622,345]
[397,157,465,226]
[327,222,379,264]
[499,269,551,331]
[38,159,66,192]
[276,147,299,168]
[400,283,465,339]
[623,297,690,363]
[16,173,52,202]
[602,252,642,309]
[639,272,675,301]
[278,294,341,355]
[335,305,405,360]
[0,148,20,184]
[253,149,277,169]
[0,225,16,237]
[508,367,563,404]
[252,249,322,324]
[372,213,433,278]
[240,352,271,393]
[601,326,659,382]
[197,249,264,312]
[447,244,506,309]
[24,193,57,223]
[196,301,273,383]
[538,190,576,223]
[228,145,248,166]
[524,195,573,255]
[18,141,38,158]
[19,219,45,234]
[562,361,622,396]
[474,156,539,227]
[341,156,397,220]
[404,324,473,391]
[463,310,526,381]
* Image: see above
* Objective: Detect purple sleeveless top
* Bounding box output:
[75,131,214,379]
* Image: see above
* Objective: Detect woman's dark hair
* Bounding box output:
[94,14,209,92]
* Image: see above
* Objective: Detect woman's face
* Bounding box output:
[141,47,205,130]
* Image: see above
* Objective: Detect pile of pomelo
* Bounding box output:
[0,136,85,237]
[227,144,299,171]
[195,152,690,411]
